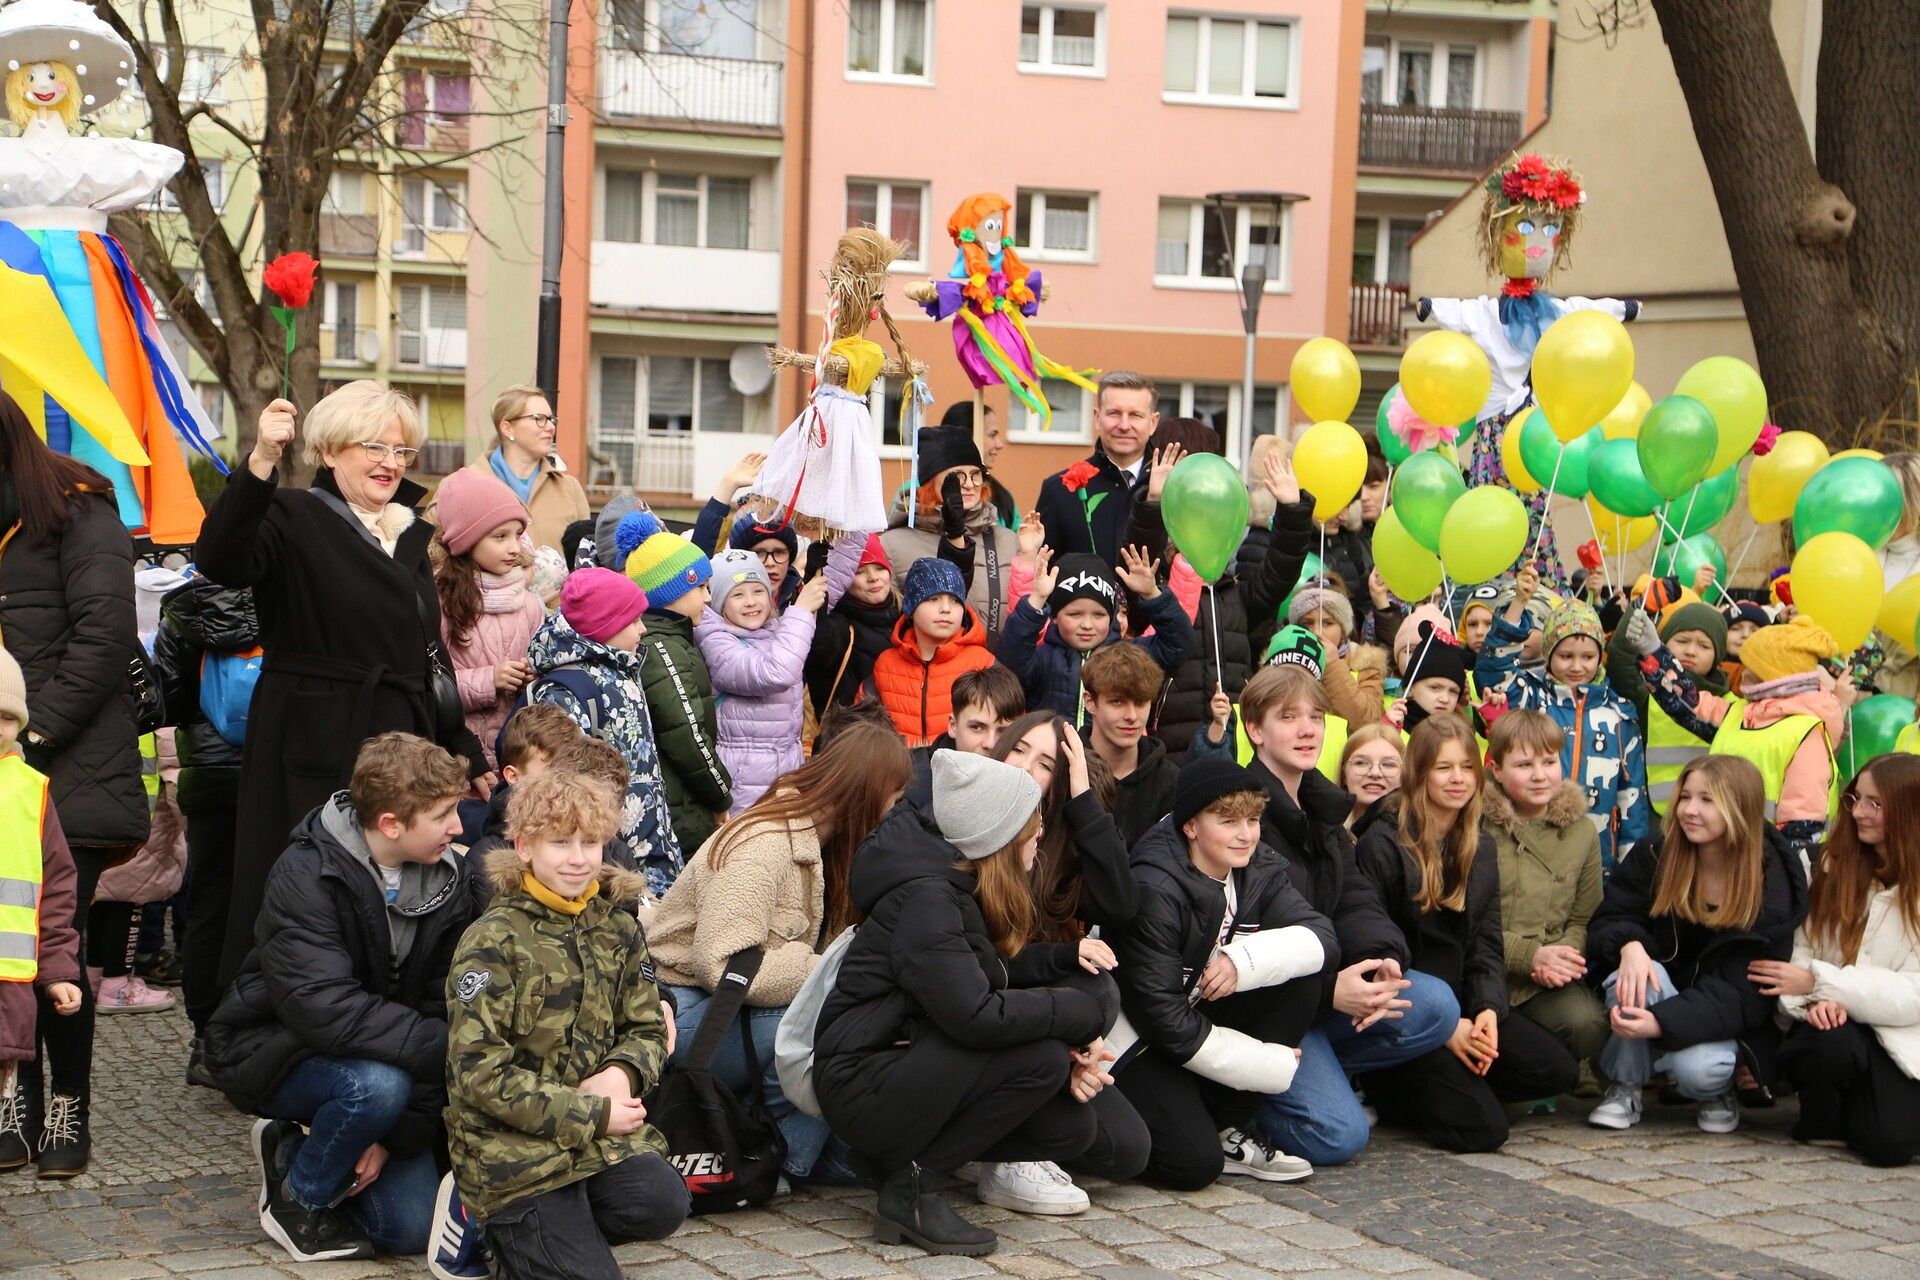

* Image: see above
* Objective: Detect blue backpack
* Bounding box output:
[494,665,609,762]
[199,645,264,746]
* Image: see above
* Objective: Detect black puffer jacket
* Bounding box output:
[0,486,147,848]
[1103,732,1181,850]
[152,577,257,810]
[203,798,482,1153]
[1586,828,1807,1082]
[1354,806,1506,1019]
[814,795,1106,1093]
[1112,817,1335,1071]
[1250,761,1409,984]
[1320,522,1375,625]
[1129,496,1308,761]
[807,593,899,713]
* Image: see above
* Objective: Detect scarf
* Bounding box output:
[479,568,527,615]
[1498,288,1560,356]
[1741,672,1824,702]
[522,871,599,916]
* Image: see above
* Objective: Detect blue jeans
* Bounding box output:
[1599,961,1738,1099]
[265,1055,439,1255]
[666,984,830,1177]
[1257,969,1461,1166]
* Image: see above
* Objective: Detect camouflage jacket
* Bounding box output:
[444,849,668,1221]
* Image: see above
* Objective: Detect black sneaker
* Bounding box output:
[260,1140,376,1263]
[35,1093,88,1179]
[186,1038,218,1090]
[134,948,184,987]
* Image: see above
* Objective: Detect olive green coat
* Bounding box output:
[1484,781,1603,1007]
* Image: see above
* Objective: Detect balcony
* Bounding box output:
[322,323,378,366]
[319,212,378,258]
[395,326,467,370]
[589,241,781,315]
[1359,103,1524,174]
[418,439,467,476]
[1350,282,1410,348]
[600,50,783,131]
[396,115,471,152]
[589,431,693,495]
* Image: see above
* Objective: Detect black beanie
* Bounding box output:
[1403,621,1470,693]
[939,401,980,429]
[728,515,799,561]
[1172,756,1268,829]
[1047,554,1121,618]
[916,425,985,486]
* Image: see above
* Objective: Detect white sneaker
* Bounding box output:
[1587,1082,1643,1130]
[1218,1127,1313,1182]
[951,1162,982,1184]
[1697,1092,1741,1134]
[971,1161,1089,1215]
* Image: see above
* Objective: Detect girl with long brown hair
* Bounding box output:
[1587,755,1807,1136]
[1756,753,1920,1165]
[813,751,1118,1258]
[648,720,910,1183]
[1353,716,1577,1153]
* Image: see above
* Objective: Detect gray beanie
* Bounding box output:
[708,548,773,613]
[931,750,1042,859]
[1288,585,1354,639]
[593,493,640,569]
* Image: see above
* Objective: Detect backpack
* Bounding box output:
[647,948,787,1214]
[198,645,264,745]
[773,925,855,1119]
[495,664,608,763]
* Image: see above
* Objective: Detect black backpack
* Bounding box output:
[647,948,787,1214]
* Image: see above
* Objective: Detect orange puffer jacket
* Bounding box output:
[868,611,996,747]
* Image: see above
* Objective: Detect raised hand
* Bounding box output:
[1263,445,1301,506]
[1207,684,1233,744]
[716,451,768,500]
[1146,443,1187,502]
[1028,546,1059,611]
[1116,544,1162,600]
[794,573,830,615]
[250,398,297,480]
[1059,726,1092,796]
[1368,567,1393,610]
[1017,509,1047,557]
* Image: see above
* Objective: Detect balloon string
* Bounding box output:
[1318,522,1327,585]
[1723,526,1761,601]
[1207,581,1225,702]
[1526,446,1566,567]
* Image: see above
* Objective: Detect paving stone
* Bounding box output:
[986,1255,1079,1280]
[1618,1201,1710,1228]
[1810,1251,1920,1280]
[902,1256,996,1279]
[803,1253,900,1280]
[706,1249,810,1279]
[1118,1240,1224,1270]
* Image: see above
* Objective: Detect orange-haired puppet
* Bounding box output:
[904,192,1093,429]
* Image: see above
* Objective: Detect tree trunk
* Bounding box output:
[1649,0,1911,444]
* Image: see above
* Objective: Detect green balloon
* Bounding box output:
[1376,384,1412,465]
[1373,507,1442,601]
[1660,467,1740,542]
[1391,451,1466,552]
[1793,456,1905,550]
[1839,695,1917,779]
[1587,438,1662,518]
[1518,408,1562,494]
[1276,552,1325,621]
[1637,395,1718,499]
[1651,532,1727,585]
[1161,453,1250,582]
[1555,426,1604,501]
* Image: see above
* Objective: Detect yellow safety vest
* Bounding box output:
[0,754,50,982]
[1897,723,1920,755]
[1709,700,1838,823]
[1644,702,1707,817]
[1234,711,1348,782]
[141,731,158,799]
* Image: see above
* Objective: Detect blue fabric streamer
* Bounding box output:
[37,229,142,528]
[96,233,228,473]
[1499,289,1560,358]
[903,376,933,530]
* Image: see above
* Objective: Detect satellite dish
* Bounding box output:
[728,344,773,397]
[357,329,383,364]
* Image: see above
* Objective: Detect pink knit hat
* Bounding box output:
[561,567,648,644]
[434,469,529,556]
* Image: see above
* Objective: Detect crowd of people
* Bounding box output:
[4,368,1920,1280]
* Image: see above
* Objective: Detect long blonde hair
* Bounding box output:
[1652,756,1767,929]
[1398,716,1483,913]
[6,64,79,130]
[961,809,1042,958]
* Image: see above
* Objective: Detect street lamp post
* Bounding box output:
[534,0,572,404]
[1205,190,1307,472]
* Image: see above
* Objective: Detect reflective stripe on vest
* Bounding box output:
[140,731,159,798]
[1234,710,1349,782]
[0,754,49,982]
[1644,702,1707,816]
[1708,701,1834,821]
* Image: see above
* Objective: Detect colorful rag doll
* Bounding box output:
[745,227,926,540]
[904,192,1094,430]
[1419,154,1638,590]
[0,0,224,542]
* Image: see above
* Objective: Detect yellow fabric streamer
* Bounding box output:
[0,261,147,465]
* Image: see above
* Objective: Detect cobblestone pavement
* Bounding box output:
[5,1008,1918,1279]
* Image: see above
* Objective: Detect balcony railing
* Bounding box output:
[1359,103,1523,174]
[589,241,781,315]
[395,327,467,370]
[319,212,379,258]
[418,439,467,476]
[1350,282,1410,348]
[323,323,378,365]
[600,49,783,130]
[590,430,694,495]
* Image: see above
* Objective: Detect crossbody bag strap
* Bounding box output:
[823,631,857,710]
[982,531,1003,636]
[683,946,764,1073]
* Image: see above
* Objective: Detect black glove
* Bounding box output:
[803,538,829,582]
[940,473,968,537]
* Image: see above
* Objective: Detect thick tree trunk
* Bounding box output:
[1650,0,1912,444]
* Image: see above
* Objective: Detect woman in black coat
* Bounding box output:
[196,386,485,987]
[0,391,150,1171]
[1353,717,1577,1153]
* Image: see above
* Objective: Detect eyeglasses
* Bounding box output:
[353,441,420,466]
[1844,792,1884,815]
[754,547,792,566]
[949,469,985,488]
[510,414,559,430]
[1349,758,1401,777]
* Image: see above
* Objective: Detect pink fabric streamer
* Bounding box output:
[1388,390,1461,456]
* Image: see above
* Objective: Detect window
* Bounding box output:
[1364,37,1481,110]
[1353,216,1423,287]
[324,282,363,362]
[1020,5,1103,75]
[325,171,365,214]
[1164,13,1294,106]
[1018,381,1091,440]
[605,170,645,242]
[154,158,225,212]
[845,179,928,267]
[604,171,754,249]
[867,378,910,450]
[1445,45,1477,109]
[1395,45,1431,107]
[655,0,759,59]
[428,73,471,121]
[157,46,224,104]
[1361,38,1385,104]
[847,0,932,81]
[596,355,639,479]
[398,71,471,147]
[603,354,747,439]
[1155,198,1289,289]
[396,284,467,368]
[1013,189,1094,260]
[398,177,466,252]
[1156,381,1288,445]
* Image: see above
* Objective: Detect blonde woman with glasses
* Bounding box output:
[427,383,588,554]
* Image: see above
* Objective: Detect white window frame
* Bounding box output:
[1163,12,1301,111]
[1015,188,1097,264]
[1365,35,1482,110]
[642,0,763,59]
[629,171,753,249]
[427,71,470,122]
[846,178,930,271]
[1157,380,1290,460]
[1352,214,1423,287]
[1012,380,1093,445]
[427,178,468,231]
[1018,4,1106,79]
[325,170,367,215]
[154,158,225,213]
[1154,199,1292,294]
[845,0,935,86]
[395,283,468,369]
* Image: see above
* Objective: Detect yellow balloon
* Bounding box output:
[1586,495,1656,556]
[1792,532,1884,652]
[1290,337,1362,425]
[1880,576,1920,653]
[1531,310,1635,442]
[1502,408,1542,495]
[1746,430,1830,523]
[1400,331,1491,428]
[1293,420,1368,522]
[1599,380,1652,441]
[1833,448,1885,462]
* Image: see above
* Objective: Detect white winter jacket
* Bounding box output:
[1781,884,1920,1079]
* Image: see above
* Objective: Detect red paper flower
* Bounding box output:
[1501,278,1539,299]
[1061,461,1099,493]
[263,252,319,309]
[1576,540,1604,572]
[1752,422,1782,456]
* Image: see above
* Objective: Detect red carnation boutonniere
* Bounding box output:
[1060,460,1107,547]
[262,252,319,398]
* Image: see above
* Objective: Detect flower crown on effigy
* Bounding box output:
[1477,152,1586,280]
